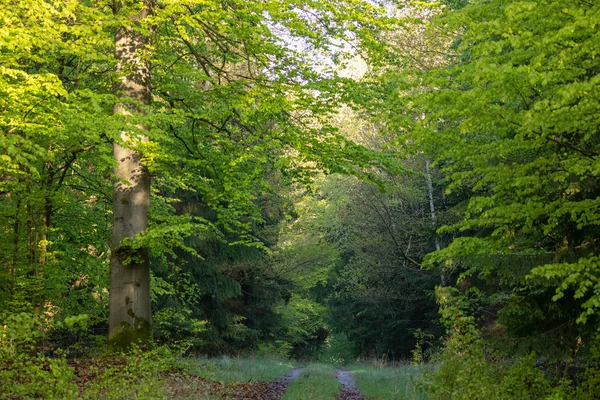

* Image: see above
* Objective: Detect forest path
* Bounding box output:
[267,367,304,398]
[335,368,365,400]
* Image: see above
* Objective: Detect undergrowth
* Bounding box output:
[417,314,600,400]
[0,312,177,399]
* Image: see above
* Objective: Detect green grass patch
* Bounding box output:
[181,355,296,383]
[281,363,340,400]
[347,363,428,400]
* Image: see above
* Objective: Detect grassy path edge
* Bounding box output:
[281,363,340,400]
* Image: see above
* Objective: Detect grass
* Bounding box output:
[281,362,340,400]
[347,362,429,400]
[180,355,296,383]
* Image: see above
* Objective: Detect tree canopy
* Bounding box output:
[2,0,600,398]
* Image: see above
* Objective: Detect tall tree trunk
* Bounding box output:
[11,197,21,296]
[39,163,54,265]
[426,160,445,286]
[108,0,153,351]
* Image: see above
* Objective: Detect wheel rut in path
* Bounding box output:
[263,367,304,399]
[335,368,365,400]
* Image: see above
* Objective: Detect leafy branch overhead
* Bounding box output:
[3,0,600,398]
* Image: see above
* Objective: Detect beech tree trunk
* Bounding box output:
[108,0,153,351]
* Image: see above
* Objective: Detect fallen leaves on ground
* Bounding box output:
[164,370,295,400]
[336,388,366,400]
[335,368,365,400]
[67,357,128,394]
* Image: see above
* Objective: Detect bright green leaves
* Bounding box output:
[0,0,419,356]
[145,0,405,249]
[0,0,118,323]
[407,0,600,259]
[0,0,115,176]
[531,256,600,324]
[0,69,66,178]
[376,0,600,358]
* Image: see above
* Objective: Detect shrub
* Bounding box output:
[316,333,359,364]
[0,313,78,399]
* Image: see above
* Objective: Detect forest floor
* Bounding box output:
[160,357,427,400]
[163,368,303,399]
[59,355,427,399]
[163,363,364,400]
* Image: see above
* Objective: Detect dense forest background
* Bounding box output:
[2,0,600,398]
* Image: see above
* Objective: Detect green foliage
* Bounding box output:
[0,313,179,400]
[49,313,106,358]
[9,1,600,397]
[571,361,600,400]
[273,294,329,358]
[257,340,295,359]
[316,333,359,365]
[312,172,442,358]
[0,354,77,400]
[369,0,600,375]
[417,327,600,400]
[150,221,291,352]
[411,329,435,365]
[81,347,176,399]
[0,313,77,399]
[417,301,551,400]
[417,0,600,329]
[422,343,554,399]
[0,312,44,358]
[153,306,208,348]
[421,287,600,400]
[1,0,402,355]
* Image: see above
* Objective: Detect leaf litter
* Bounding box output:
[335,368,365,400]
[164,366,305,399]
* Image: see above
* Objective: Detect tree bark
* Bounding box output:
[39,163,54,265]
[426,160,445,286]
[108,0,153,351]
[11,197,21,296]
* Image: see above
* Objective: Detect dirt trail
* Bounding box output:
[264,367,304,399]
[335,368,365,400]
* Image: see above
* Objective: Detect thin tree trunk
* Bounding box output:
[426,160,445,286]
[39,163,54,265]
[25,181,35,267]
[11,197,21,296]
[108,0,153,351]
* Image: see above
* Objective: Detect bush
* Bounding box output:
[257,340,294,358]
[0,313,78,399]
[316,333,358,364]
[419,325,600,399]
[81,347,175,399]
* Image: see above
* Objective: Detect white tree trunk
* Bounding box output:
[426,160,445,286]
